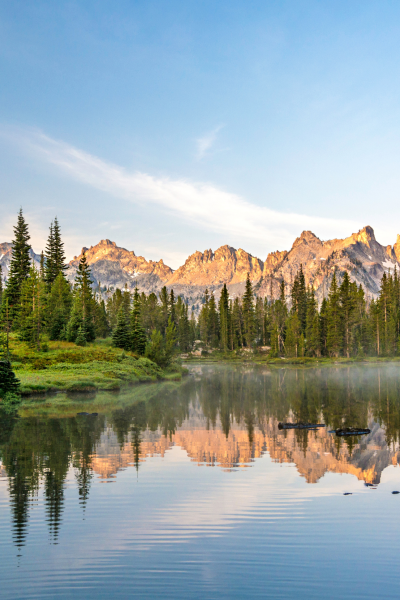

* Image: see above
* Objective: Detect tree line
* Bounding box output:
[1,209,400,361]
[197,264,400,358]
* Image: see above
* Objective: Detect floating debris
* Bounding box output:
[343,493,352,495]
[335,427,371,437]
[392,491,400,495]
[278,422,325,430]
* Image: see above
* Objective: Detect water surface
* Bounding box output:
[1,364,400,599]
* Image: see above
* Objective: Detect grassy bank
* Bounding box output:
[182,350,400,367]
[6,338,185,396]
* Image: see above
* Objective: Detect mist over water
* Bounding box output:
[1,364,400,599]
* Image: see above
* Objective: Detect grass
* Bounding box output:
[182,349,400,367]
[6,337,185,396]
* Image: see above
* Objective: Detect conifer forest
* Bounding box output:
[1,209,400,363]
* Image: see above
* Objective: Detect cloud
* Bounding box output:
[196,125,224,160]
[3,127,359,256]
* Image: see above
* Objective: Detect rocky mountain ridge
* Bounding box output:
[1,226,400,306]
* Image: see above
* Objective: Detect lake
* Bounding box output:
[1,363,400,599]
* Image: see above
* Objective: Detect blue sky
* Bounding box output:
[1,0,400,267]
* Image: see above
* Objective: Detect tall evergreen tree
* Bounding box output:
[45,217,68,288]
[2,208,31,323]
[291,265,307,333]
[0,360,20,397]
[207,292,219,347]
[0,265,3,305]
[52,217,68,276]
[326,272,341,357]
[339,272,357,358]
[231,297,243,348]
[94,299,109,338]
[305,289,320,357]
[218,284,230,351]
[18,265,47,350]
[66,253,95,343]
[44,222,55,287]
[112,306,131,350]
[131,288,146,355]
[242,274,255,347]
[169,289,176,325]
[46,272,73,340]
[199,289,210,344]
[159,286,169,334]
[285,312,301,357]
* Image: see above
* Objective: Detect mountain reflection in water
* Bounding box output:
[1,363,400,551]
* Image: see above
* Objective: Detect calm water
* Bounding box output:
[1,363,400,599]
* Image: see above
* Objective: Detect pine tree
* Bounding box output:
[112,307,131,350]
[45,218,68,288]
[269,281,287,355]
[94,299,109,338]
[231,297,243,348]
[169,289,176,325]
[0,265,3,305]
[145,328,165,366]
[165,316,177,362]
[242,273,255,347]
[44,222,55,287]
[285,312,301,357]
[218,284,230,351]
[18,265,47,350]
[47,272,73,340]
[122,284,131,318]
[52,217,68,275]
[131,288,146,355]
[106,288,123,330]
[199,289,210,344]
[40,251,45,280]
[66,253,95,343]
[176,297,190,352]
[254,297,265,346]
[159,286,169,334]
[326,272,341,357]
[75,325,87,347]
[305,289,321,357]
[339,272,357,358]
[207,292,219,347]
[0,360,21,397]
[319,298,328,355]
[2,208,31,323]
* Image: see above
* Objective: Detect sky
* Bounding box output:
[1,0,400,268]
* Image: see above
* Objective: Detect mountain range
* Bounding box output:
[1,226,400,308]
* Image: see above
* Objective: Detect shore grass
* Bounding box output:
[6,337,185,396]
[183,350,400,367]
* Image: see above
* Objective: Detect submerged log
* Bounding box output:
[278,422,326,430]
[335,427,371,436]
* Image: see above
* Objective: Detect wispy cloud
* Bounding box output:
[196,125,224,160]
[3,127,359,255]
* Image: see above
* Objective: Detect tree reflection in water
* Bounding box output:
[1,364,400,551]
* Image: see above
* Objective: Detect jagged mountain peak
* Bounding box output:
[344,225,376,247]
[168,244,263,286]
[292,230,322,249]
